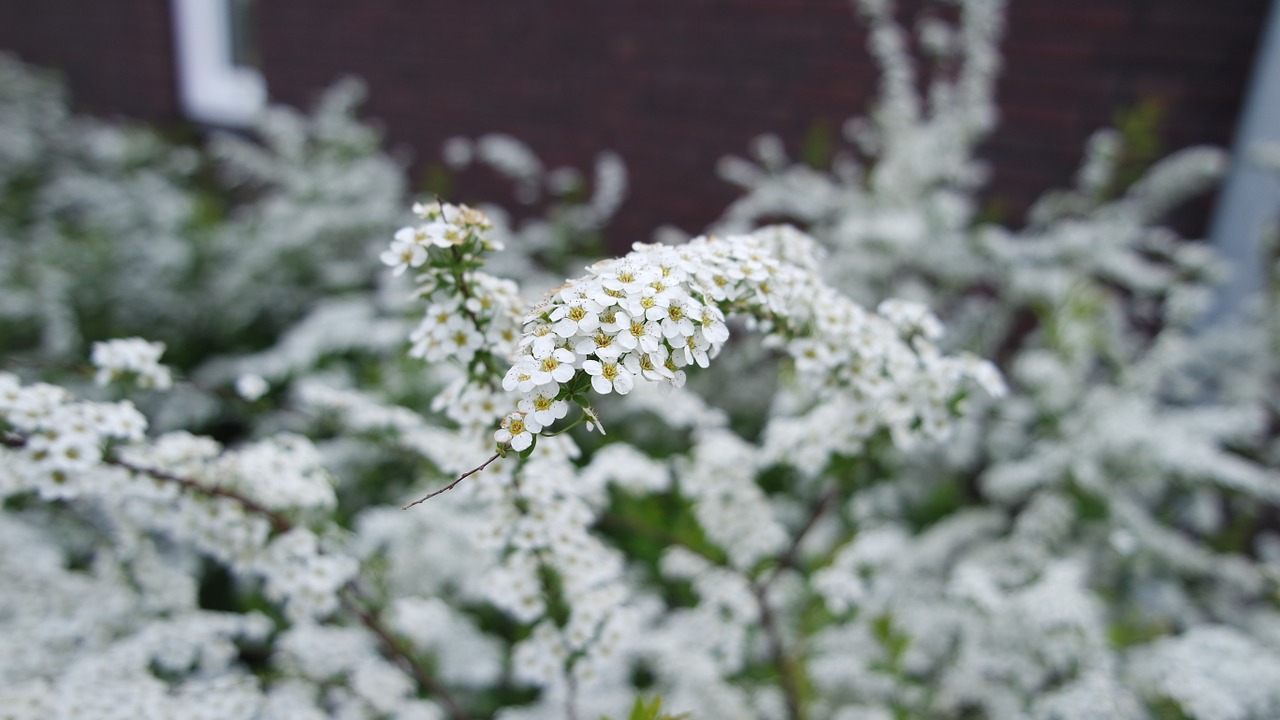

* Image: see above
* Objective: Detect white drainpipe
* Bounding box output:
[1207,0,1280,321]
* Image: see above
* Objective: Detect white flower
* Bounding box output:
[657,296,699,339]
[30,429,101,471]
[598,259,656,295]
[443,323,484,364]
[790,338,833,376]
[573,330,622,362]
[662,356,687,390]
[412,200,442,218]
[235,374,269,401]
[495,412,536,451]
[529,347,576,387]
[624,348,673,383]
[90,338,172,390]
[625,285,670,322]
[380,235,427,275]
[518,320,559,358]
[678,333,712,368]
[502,358,540,393]
[582,359,634,395]
[698,305,730,344]
[597,304,625,333]
[550,298,602,338]
[423,219,465,248]
[443,382,507,428]
[615,314,662,354]
[409,299,477,363]
[581,404,606,434]
[877,298,944,340]
[91,401,148,441]
[583,279,622,308]
[518,390,569,429]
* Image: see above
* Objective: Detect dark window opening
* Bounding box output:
[226,0,259,69]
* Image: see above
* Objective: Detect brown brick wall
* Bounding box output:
[0,0,1269,238]
[0,0,178,120]
[258,0,1269,239]
[259,0,879,241]
[992,0,1267,217]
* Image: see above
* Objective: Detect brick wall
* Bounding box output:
[0,0,1268,239]
[259,0,879,241]
[0,0,178,120]
[258,0,1269,240]
[992,0,1267,218]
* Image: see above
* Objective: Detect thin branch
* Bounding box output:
[762,484,840,588]
[341,583,471,720]
[402,451,502,509]
[449,245,485,329]
[743,484,838,720]
[564,670,580,720]
[108,453,296,534]
[752,580,807,720]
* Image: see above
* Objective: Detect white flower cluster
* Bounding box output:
[382,201,524,373]
[382,200,498,276]
[488,457,644,711]
[410,271,522,367]
[640,546,767,715]
[273,623,443,719]
[677,429,786,570]
[1129,626,1280,720]
[212,434,338,511]
[497,234,757,448]
[388,597,504,688]
[235,373,269,401]
[500,226,1005,451]
[253,528,358,622]
[90,337,173,390]
[3,358,355,625]
[0,372,146,498]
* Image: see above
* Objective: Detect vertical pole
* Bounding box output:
[1206,0,1280,322]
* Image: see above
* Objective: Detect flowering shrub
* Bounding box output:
[2,1,1279,720]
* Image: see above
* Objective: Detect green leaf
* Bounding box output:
[599,694,691,720]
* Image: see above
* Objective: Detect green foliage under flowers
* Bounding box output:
[604,695,690,720]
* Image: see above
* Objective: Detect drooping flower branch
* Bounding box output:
[386,200,1005,508]
[497,224,1006,456]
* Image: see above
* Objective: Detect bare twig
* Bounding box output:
[752,580,807,720]
[109,453,296,533]
[762,484,840,588]
[564,670,580,720]
[449,244,485,329]
[402,451,502,509]
[341,583,471,720]
[744,484,839,720]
